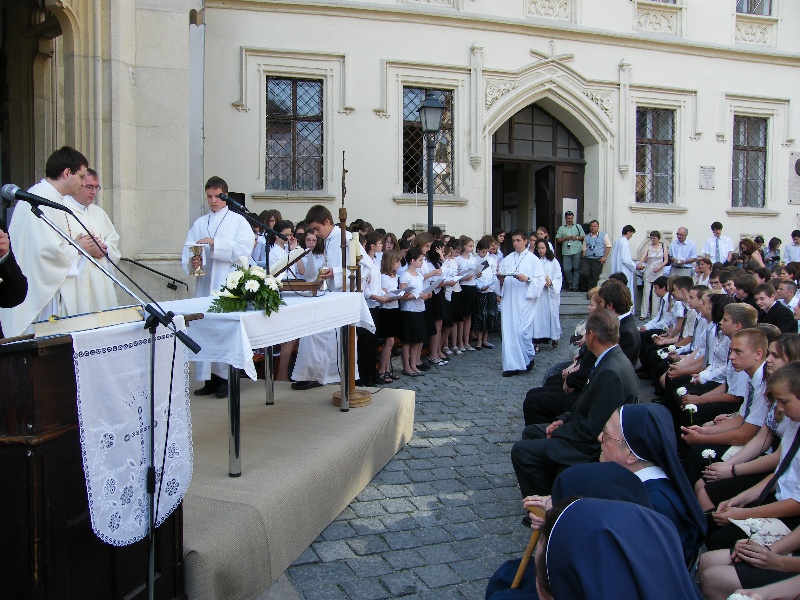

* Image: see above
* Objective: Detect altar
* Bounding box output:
[159,292,374,476]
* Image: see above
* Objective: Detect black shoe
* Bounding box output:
[291,380,323,391]
[194,381,219,396]
[215,384,229,398]
[417,363,431,371]
[502,370,521,377]
[526,360,535,371]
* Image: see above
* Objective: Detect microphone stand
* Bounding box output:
[27,204,200,600]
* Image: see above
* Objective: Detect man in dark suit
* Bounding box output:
[755,283,796,333]
[0,227,28,338]
[597,279,640,365]
[511,309,640,496]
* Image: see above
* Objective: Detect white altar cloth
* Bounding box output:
[158,292,375,380]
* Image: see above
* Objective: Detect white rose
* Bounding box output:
[668,345,676,352]
[226,270,244,289]
[676,387,688,397]
[684,403,698,413]
[250,266,267,280]
[657,349,668,359]
[244,279,260,293]
[701,449,716,460]
[238,256,250,268]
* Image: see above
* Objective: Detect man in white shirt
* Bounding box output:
[183,176,255,398]
[0,146,88,337]
[702,221,734,265]
[783,230,800,264]
[64,169,121,312]
[669,227,697,279]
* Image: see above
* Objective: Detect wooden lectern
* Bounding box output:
[0,335,185,599]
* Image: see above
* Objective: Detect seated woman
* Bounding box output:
[705,362,800,551]
[700,525,800,600]
[535,498,698,600]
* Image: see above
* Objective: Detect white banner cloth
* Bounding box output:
[71,317,192,547]
[158,292,375,380]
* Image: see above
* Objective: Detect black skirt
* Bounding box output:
[441,295,454,328]
[472,290,495,333]
[451,291,464,323]
[377,307,402,340]
[401,311,428,344]
[460,285,478,318]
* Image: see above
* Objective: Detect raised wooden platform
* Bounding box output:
[183,379,415,600]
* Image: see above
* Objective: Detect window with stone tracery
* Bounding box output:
[731,115,768,208]
[265,77,323,191]
[402,87,454,195]
[636,107,675,204]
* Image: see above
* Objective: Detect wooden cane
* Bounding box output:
[511,506,545,589]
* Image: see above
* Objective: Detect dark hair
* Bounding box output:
[401,229,416,242]
[649,230,661,240]
[767,362,800,403]
[754,283,776,297]
[535,239,554,261]
[771,334,800,363]
[597,280,632,314]
[586,308,620,344]
[754,323,781,344]
[734,274,757,296]
[429,226,443,238]
[305,205,333,227]
[309,231,324,255]
[622,224,636,235]
[405,247,423,265]
[792,230,800,238]
[672,276,693,291]
[711,221,723,231]
[719,271,735,285]
[724,302,758,329]
[204,175,228,194]
[274,220,293,234]
[86,167,98,179]
[697,257,712,268]
[769,237,782,250]
[782,263,800,281]
[710,294,735,324]
[753,267,772,282]
[45,146,89,179]
[511,228,527,240]
[739,238,757,256]
[364,231,383,255]
[608,271,628,285]
[779,280,798,294]
[476,239,490,252]
[383,232,399,250]
[653,275,669,289]
[427,241,444,268]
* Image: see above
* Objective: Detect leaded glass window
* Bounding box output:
[732,115,767,208]
[636,107,675,204]
[402,87,454,195]
[265,77,323,191]
[737,0,771,16]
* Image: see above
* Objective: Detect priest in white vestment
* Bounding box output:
[291,205,353,389]
[0,147,89,338]
[532,240,563,345]
[63,169,121,313]
[182,176,255,396]
[499,230,545,376]
[610,225,637,303]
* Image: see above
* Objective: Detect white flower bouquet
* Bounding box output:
[209,256,285,315]
[701,449,716,464]
[684,403,698,424]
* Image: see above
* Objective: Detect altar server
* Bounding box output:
[532,239,562,349]
[610,224,637,304]
[182,176,255,397]
[499,229,545,377]
[291,205,353,390]
[0,146,88,337]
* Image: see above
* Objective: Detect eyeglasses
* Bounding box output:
[600,429,625,444]
[83,185,101,192]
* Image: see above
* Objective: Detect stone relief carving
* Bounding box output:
[527,0,571,20]
[405,0,456,5]
[637,9,676,34]
[583,91,613,122]
[736,23,770,45]
[485,82,519,110]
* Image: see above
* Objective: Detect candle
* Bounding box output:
[348,233,359,268]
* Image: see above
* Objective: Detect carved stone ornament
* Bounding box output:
[637,9,676,34]
[583,91,613,122]
[527,0,570,20]
[405,0,455,5]
[736,23,770,45]
[485,82,519,110]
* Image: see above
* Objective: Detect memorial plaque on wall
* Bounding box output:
[699,166,715,190]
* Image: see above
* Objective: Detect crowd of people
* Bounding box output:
[5,148,800,599]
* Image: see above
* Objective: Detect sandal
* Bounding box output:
[378,372,394,384]
[401,370,418,377]
[390,371,400,380]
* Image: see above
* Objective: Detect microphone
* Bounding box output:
[2,184,74,215]
[219,192,287,240]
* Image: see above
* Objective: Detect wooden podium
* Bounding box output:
[0,335,185,599]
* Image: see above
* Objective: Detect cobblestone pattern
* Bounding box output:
[286,317,584,599]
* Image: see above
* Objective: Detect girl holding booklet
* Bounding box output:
[378,250,403,382]
[441,239,461,357]
[456,236,477,352]
[425,241,452,366]
[399,248,432,376]
[472,239,497,350]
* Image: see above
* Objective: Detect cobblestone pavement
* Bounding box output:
[284,317,583,600]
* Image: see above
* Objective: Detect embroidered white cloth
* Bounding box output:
[71,317,192,547]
